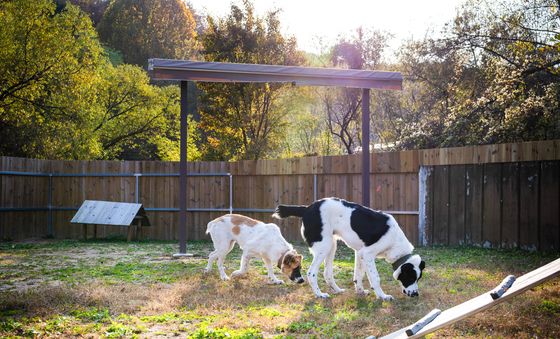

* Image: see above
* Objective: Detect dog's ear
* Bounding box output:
[420,260,425,270]
[283,251,302,268]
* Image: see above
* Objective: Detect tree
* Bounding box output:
[97,0,198,67]
[198,0,304,160]
[0,0,199,160]
[322,27,390,153]
[0,0,103,158]
[94,67,200,161]
[385,0,560,149]
[65,0,110,26]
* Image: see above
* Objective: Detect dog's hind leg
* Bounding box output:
[205,249,218,273]
[231,250,251,278]
[361,250,393,301]
[214,240,235,281]
[353,250,369,295]
[307,240,333,298]
[323,238,345,294]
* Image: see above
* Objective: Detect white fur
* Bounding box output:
[205,214,295,284]
[303,198,417,299]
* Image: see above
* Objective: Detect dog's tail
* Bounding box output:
[205,221,213,234]
[206,217,220,234]
[272,204,308,219]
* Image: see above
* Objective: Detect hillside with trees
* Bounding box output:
[1,0,558,161]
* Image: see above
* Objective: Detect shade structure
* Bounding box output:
[148,58,403,254]
[149,59,403,90]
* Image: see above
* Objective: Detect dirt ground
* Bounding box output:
[0,240,559,338]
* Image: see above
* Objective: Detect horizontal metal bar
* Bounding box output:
[384,210,420,215]
[0,207,50,212]
[0,171,231,177]
[0,171,51,177]
[0,206,418,215]
[233,208,276,213]
[141,173,231,177]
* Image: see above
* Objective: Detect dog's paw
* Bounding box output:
[379,294,394,301]
[332,288,346,294]
[268,279,284,285]
[356,289,370,296]
[231,270,245,278]
[316,292,330,299]
[220,275,230,281]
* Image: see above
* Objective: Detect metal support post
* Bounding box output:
[362,88,371,207]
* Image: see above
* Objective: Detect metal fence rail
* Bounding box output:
[0,170,234,237]
[1,170,420,239]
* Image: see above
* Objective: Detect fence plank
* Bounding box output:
[465,165,483,245]
[432,166,449,245]
[519,162,540,251]
[448,165,466,245]
[482,164,502,248]
[501,163,519,248]
[539,161,560,251]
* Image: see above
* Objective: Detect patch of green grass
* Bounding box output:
[70,308,111,323]
[105,321,140,338]
[189,326,263,339]
[538,300,560,315]
[286,320,317,333]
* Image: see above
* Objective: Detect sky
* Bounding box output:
[190,0,465,58]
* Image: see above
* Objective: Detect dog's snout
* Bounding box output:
[295,277,305,284]
[403,289,419,297]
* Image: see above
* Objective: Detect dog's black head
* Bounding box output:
[281,250,305,284]
[392,255,425,297]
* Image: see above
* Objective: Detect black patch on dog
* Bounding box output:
[397,263,418,288]
[290,266,304,283]
[301,200,326,246]
[341,200,390,246]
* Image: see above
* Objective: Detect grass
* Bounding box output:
[0,239,559,338]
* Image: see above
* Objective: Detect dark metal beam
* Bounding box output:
[149,59,403,90]
[362,88,371,207]
[179,81,189,253]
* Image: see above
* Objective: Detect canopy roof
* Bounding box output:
[148,59,402,90]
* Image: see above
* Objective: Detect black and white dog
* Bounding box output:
[273,197,425,300]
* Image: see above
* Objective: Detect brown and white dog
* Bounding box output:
[205,214,305,284]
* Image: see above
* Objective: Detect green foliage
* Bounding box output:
[381,0,560,149]
[189,326,262,339]
[70,308,111,323]
[277,87,342,157]
[198,0,305,160]
[0,0,199,160]
[0,0,103,158]
[97,0,198,67]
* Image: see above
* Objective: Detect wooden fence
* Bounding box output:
[1,140,559,250]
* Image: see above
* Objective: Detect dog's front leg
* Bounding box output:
[263,258,284,284]
[232,251,250,278]
[361,251,393,301]
[353,250,369,296]
[324,238,345,294]
[307,242,331,298]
